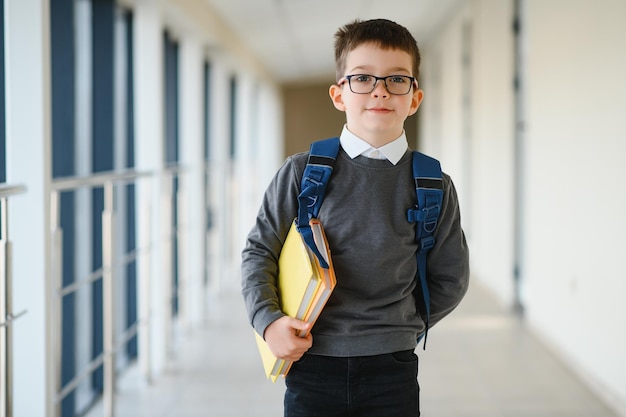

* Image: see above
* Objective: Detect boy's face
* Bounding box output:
[329,42,424,147]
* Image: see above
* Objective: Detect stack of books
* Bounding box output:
[254,218,336,382]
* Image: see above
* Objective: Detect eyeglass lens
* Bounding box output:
[347,75,413,95]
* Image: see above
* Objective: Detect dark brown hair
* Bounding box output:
[334,19,421,82]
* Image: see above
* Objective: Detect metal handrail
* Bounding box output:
[57,268,104,298]
[48,166,189,417]
[0,311,27,329]
[1,183,27,417]
[56,249,139,299]
[50,168,151,192]
[49,169,154,417]
[0,185,27,198]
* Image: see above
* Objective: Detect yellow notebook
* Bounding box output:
[255,219,336,382]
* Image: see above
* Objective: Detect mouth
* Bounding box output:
[367,107,393,114]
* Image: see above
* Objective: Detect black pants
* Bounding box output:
[284,350,419,417]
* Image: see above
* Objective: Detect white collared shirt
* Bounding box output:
[339,125,408,165]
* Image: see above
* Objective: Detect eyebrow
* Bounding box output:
[348,65,411,75]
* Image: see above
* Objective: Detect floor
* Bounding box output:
[86,279,620,417]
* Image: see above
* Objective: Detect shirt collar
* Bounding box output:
[339,125,408,165]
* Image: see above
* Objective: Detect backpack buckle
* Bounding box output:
[407,207,419,223]
[302,177,324,208]
[418,236,435,252]
[407,205,440,227]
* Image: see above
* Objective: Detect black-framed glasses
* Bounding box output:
[339,74,417,95]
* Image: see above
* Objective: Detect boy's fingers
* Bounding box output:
[284,317,311,333]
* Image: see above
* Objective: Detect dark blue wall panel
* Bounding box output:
[124,10,138,358]
[50,0,76,415]
[91,0,115,392]
[163,31,180,316]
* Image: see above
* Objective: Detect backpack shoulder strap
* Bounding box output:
[296,137,340,268]
[407,151,444,348]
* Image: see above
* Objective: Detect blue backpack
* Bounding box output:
[296,137,443,348]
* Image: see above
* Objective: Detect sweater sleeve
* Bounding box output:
[425,173,470,328]
[240,154,305,337]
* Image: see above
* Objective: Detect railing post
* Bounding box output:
[102,182,116,417]
[1,197,11,417]
[0,187,27,417]
[176,174,189,331]
[49,191,62,417]
[161,173,173,357]
[138,199,152,383]
[45,171,151,415]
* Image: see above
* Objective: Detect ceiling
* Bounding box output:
[204,0,461,83]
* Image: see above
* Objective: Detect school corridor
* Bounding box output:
[2,0,625,416]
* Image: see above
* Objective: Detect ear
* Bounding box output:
[329,84,346,112]
[408,88,424,117]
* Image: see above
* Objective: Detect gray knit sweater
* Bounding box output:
[241,147,469,357]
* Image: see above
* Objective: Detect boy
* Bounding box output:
[241,18,469,417]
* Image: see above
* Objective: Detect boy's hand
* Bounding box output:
[264,316,312,361]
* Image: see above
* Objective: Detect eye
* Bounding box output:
[353,74,373,83]
[389,76,409,84]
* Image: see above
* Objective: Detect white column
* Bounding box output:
[238,80,284,271]
[178,35,204,328]
[233,72,254,274]
[4,0,52,416]
[73,0,94,410]
[207,58,231,294]
[133,1,165,379]
[256,83,284,189]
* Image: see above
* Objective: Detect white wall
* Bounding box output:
[419,0,516,306]
[233,71,286,274]
[421,0,626,415]
[178,33,205,330]
[524,0,626,414]
[205,57,231,294]
[4,0,51,415]
[133,0,167,377]
[468,0,516,306]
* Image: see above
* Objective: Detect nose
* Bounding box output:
[371,79,390,97]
